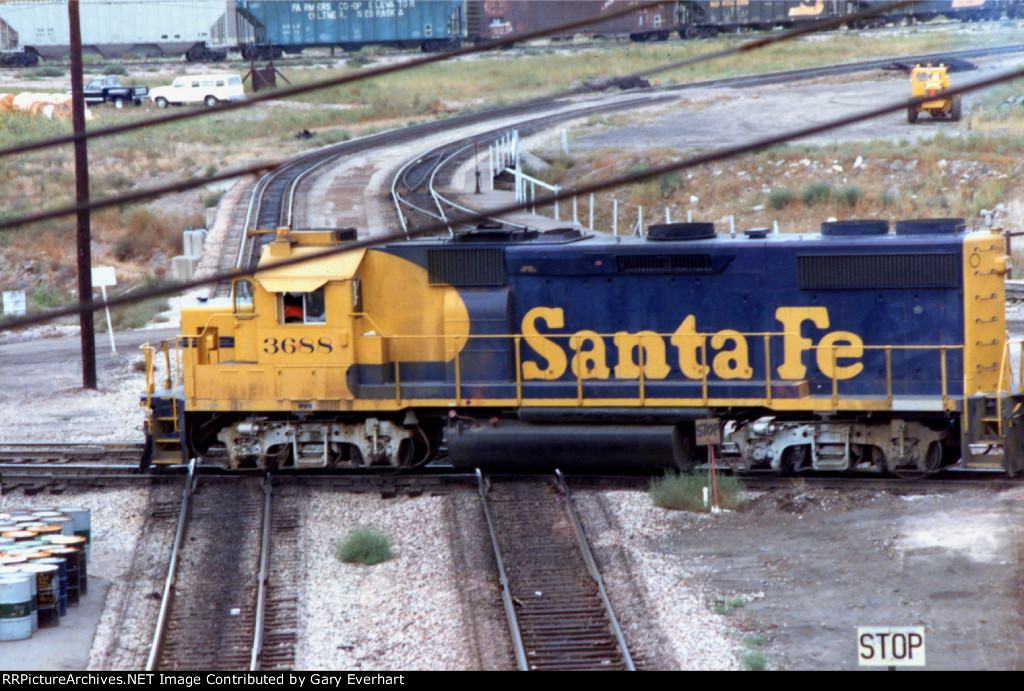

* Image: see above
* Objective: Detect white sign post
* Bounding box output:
[857,627,926,668]
[91,266,117,358]
[2,291,26,317]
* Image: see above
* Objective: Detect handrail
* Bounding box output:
[169,326,990,412]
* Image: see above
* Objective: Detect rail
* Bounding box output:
[145,457,198,671]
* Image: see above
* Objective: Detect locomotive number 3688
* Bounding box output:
[262,337,334,355]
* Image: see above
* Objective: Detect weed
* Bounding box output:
[203,191,224,209]
[879,189,896,207]
[649,471,744,512]
[102,64,127,76]
[712,595,747,615]
[30,283,66,310]
[767,188,795,210]
[801,181,832,205]
[741,650,768,671]
[659,172,684,198]
[836,184,862,207]
[31,66,63,78]
[334,529,394,565]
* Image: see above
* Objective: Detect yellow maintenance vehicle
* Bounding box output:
[908,63,961,123]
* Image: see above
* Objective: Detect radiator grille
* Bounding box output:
[617,254,713,274]
[428,249,506,286]
[798,253,960,289]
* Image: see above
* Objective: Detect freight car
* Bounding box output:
[142,220,1024,476]
[235,0,467,57]
[466,1,677,43]
[0,0,234,64]
[671,0,1018,38]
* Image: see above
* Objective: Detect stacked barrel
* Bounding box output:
[0,507,91,641]
[0,93,94,120]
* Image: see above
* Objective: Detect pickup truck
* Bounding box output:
[82,77,148,108]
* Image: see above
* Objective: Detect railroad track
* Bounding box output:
[147,473,265,670]
[0,441,143,463]
[477,470,638,670]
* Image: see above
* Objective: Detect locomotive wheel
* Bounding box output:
[891,441,943,480]
[778,445,808,475]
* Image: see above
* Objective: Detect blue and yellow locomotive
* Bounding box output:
[142,219,1024,475]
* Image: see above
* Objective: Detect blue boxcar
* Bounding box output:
[235,0,465,55]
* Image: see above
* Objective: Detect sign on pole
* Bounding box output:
[2,291,26,317]
[91,266,117,357]
[696,418,721,446]
[857,627,926,667]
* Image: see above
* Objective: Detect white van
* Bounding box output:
[150,74,245,108]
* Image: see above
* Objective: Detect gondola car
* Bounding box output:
[142,219,1024,476]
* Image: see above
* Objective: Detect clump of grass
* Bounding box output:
[101,64,127,76]
[648,471,744,512]
[801,181,832,205]
[334,529,394,565]
[741,648,768,671]
[713,595,747,615]
[31,66,63,78]
[659,172,683,198]
[203,191,224,209]
[767,188,795,209]
[836,184,862,207]
[30,282,66,310]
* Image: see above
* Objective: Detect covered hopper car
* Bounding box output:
[235,0,467,57]
[142,220,1024,476]
[0,0,234,64]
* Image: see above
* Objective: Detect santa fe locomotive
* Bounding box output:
[141,219,1024,476]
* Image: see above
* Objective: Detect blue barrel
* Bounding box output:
[45,547,80,607]
[37,557,66,617]
[0,574,33,640]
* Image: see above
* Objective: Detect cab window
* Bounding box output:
[233,279,254,317]
[280,288,326,324]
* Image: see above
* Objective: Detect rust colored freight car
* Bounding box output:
[467,0,677,42]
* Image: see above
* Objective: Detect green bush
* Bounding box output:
[31,66,64,78]
[334,529,394,565]
[102,64,127,76]
[801,181,832,205]
[713,595,746,614]
[767,188,795,210]
[649,471,744,512]
[836,185,862,207]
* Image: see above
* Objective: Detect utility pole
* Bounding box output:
[69,0,96,389]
